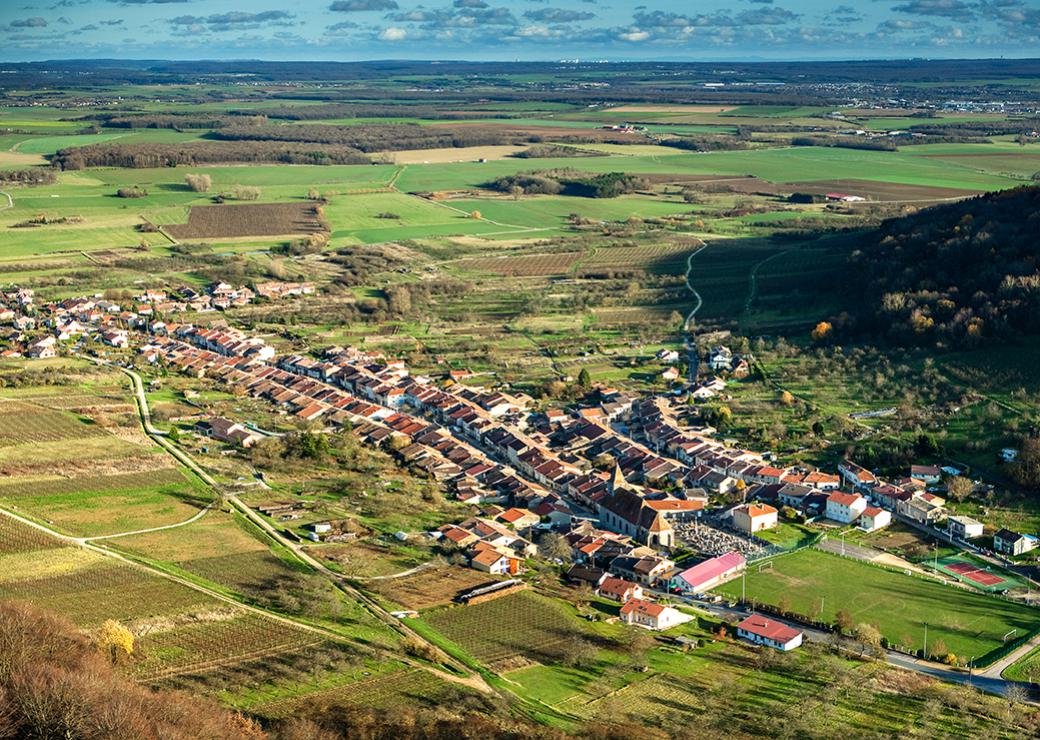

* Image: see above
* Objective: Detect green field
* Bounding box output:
[716,548,1040,663]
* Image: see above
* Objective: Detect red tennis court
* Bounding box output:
[946,561,1006,586]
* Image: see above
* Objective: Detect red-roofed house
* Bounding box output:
[737,614,803,651]
[668,551,745,594]
[731,503,778,535]
[619,598,687,631]
[496,507,540,532]
[826,491,867,524]
[596,576,643,603]
[858,506,891,532]
[469,547,522,575]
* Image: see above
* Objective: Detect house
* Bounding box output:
[566,563,607,587]
[660,367,680,383]
[27,336,57,358]
[947,515,985,540]
[470,547,523,575]
[596,576,643,603]
[898,496,946,525]
[838,459,877,489]
[731,503,778,535]
[610,554,674,586]
[910,465,942,484]
[656,349,680,364]
[826,492,867,524]
[858,506,891,532]
[707,346,733,373]
[736,614,803,651]
[619,598,687,631]
[496,507,540,532]
[668,551,745,594]
[198,417,263,448]
[993,529,1038,557]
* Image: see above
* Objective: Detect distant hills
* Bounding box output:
[839,185,1040,347]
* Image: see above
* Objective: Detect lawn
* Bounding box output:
[715,548,1040,664]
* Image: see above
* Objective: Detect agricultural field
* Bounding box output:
[0,363,209,537]
[423,590,597,665]
[367,564,501,611]
[715,548,1040,663]
[164,201,326,240]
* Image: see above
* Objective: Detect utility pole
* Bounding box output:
[923,623,928,659]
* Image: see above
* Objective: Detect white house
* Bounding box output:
[619,598,688,631]
[947,515,984,540]
[858,506,891,532]
[731,503,778,535]
[736,614,803,651]
[826,492,867,524]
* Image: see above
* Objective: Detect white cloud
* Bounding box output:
[378,26,407,40]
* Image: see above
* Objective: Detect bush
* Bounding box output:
[230,184,261,201]
[116,186,148,198]
[184,173,212,192]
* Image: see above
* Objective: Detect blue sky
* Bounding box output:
[1,0,1038,61]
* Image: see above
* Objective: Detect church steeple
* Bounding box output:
[609,463,626,494]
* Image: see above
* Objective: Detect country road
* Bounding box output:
[683,243,709,332]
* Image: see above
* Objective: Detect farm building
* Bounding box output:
[824,193,866,202]
[619,598,687,631]
[736,615,803,651]
[668,551,746,594]
[731,503,778,535]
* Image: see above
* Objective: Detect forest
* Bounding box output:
[839,185,1040,347]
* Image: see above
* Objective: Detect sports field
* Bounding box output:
[715,548,1040,663]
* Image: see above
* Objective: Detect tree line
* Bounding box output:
[211,123,530,152]
[486,169,651,198]
[51,141,370,169]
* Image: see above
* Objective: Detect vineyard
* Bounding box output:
[455,251,584,277]
[369,565,496,611]
[251,667,459,719]
[0,467,190,498]
[130,613,323,682]
[424,591,589,664]
[581,243,695,275]
[0,401,112,446]
[0,513,63,553]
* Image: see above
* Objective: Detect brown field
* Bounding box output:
[377,145,527,164]
[609,105,737,113]
[428,122,645,142]
[455,251,584,276]
[165,202,326,240]
[791,179,982,201]
[369,565,499,610]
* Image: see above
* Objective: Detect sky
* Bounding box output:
[1,0,1039,62]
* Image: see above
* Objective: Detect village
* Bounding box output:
[3,279,1037,667]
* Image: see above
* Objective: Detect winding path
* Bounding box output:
[683,243,709,333]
